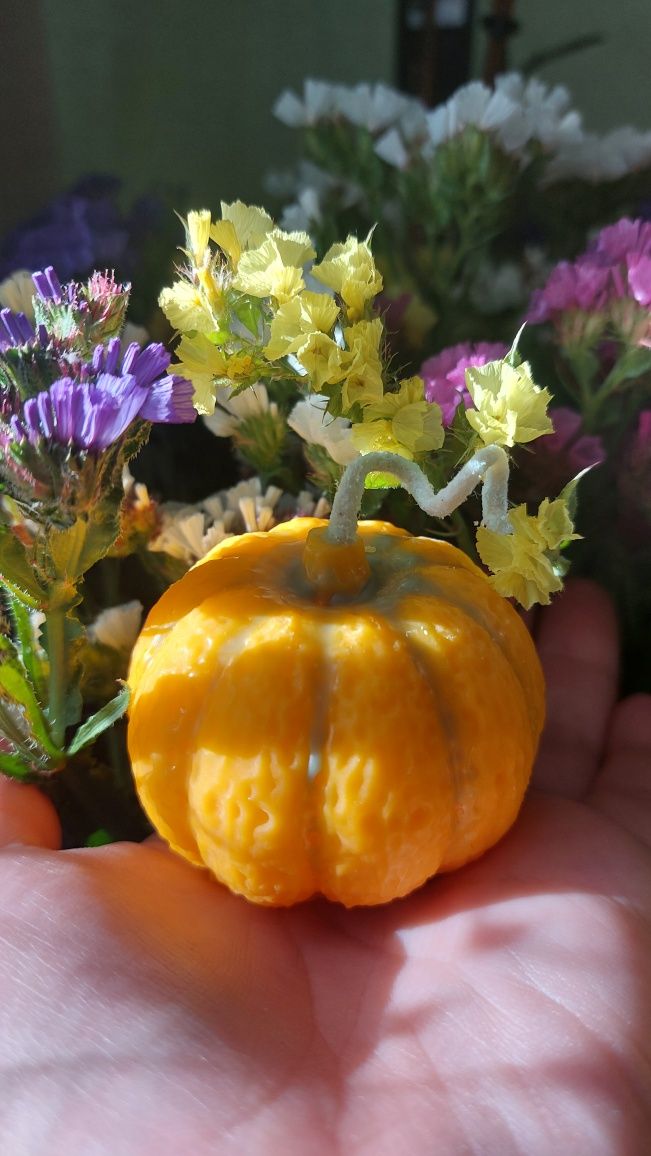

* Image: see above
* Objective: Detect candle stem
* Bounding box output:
[326,448,512,547]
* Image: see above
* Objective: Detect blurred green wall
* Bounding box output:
[5,0,651,236]
[509,0,650,130]
[40,0,397,212]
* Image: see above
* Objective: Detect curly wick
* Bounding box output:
[326,447,512,546]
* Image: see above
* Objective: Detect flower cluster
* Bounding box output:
[528,218,651,349]
[161,203,575,608]
[147,476,330,568]
[0,266,195,785]
[159,203,445,472]
[270,75,651,360]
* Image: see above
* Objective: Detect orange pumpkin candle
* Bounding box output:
[127,450,544,907]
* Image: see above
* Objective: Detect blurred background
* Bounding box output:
[3,0,650,234]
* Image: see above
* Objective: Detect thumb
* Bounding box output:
[0,777,62,849]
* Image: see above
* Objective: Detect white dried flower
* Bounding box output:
[544,125,651,184]
[295,490,331,518]
[148,506,233,563]
[280,188,323,233]
[88,602,143,652]
[494,74,583,152]
[202,383,278,438]
[149,479,285,565]
[274,80,345,127]
[288,394,360,466]
[374,128,410,170]
[334,82,416,134]
[425,81,529,156]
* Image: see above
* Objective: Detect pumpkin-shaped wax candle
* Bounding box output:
[127,450,545,907]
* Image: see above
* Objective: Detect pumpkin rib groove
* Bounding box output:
[300,616,333,892]
[405,563,543,738]
[382,604,463,856]
[389,591,536,872]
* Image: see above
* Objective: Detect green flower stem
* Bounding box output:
[326,447,511,546]
[45,609,68,750]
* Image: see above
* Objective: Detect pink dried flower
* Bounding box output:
[527,218,651,346]
[420,341,508,425]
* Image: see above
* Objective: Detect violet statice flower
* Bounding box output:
[420,341,508,425]
[11,338,195,453]
[527,218,651,344]
[0,306,36,350]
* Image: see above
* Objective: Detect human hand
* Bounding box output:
[1,581,650,1155]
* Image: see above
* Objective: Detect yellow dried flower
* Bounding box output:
[361,375,444,453]
[340,319,384,410]
[476,498,578,608]
[232,230,316,303]
[264,291,340,361]
[158,281,215,334]
[312,235,383,321]
[210,202,275,268]
[464,359,553,447]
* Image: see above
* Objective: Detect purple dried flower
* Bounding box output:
[0,307,35,349]
[31,266,131,349]
[32,266,63,302]
[10,345,195,454]
[420,341,508,425]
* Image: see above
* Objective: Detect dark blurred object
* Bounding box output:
[0,1,58,234]
[134,420,238,504]
[482,0,519,84]
[0,175,183,328]
[523,33,604,77]
[0,175,161,284]
[397,0,476,105]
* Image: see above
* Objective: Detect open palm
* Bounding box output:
[1,581,650,1155]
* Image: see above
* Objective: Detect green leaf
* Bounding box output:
[6,593,47,702]
[232,296,262,337]
[505,323,527,367]
[0,657,62,758]
[0,531,45,606]
[66,684,131,756]
[0,752,31,780]
[48,518,99,584]
[566,346,601,391]
[558,464,597,523]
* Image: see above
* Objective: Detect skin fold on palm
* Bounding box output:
[0,580,650,1155]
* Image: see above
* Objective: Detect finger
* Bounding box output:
[588,693,651,845]
[0,778,62,849]
[531,579,619,799]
